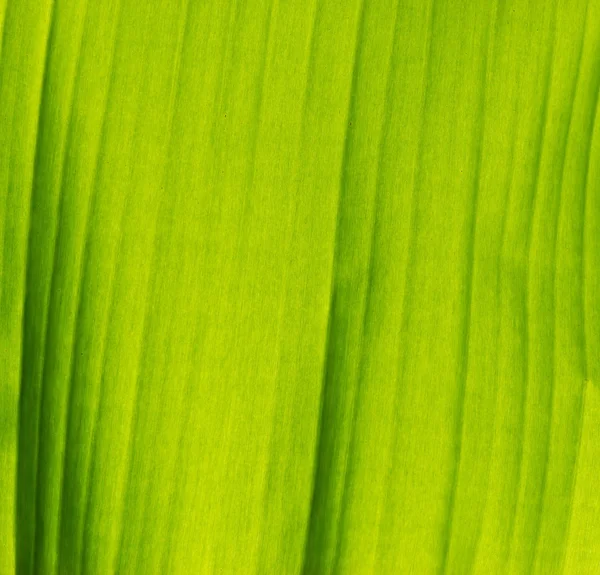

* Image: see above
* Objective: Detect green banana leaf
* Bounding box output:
[1,0,599,572]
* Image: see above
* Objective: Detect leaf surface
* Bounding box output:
[1,0,599,573]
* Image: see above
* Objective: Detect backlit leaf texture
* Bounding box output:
[1,0,599,573]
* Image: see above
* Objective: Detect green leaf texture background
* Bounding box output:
[1,0,599,573]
